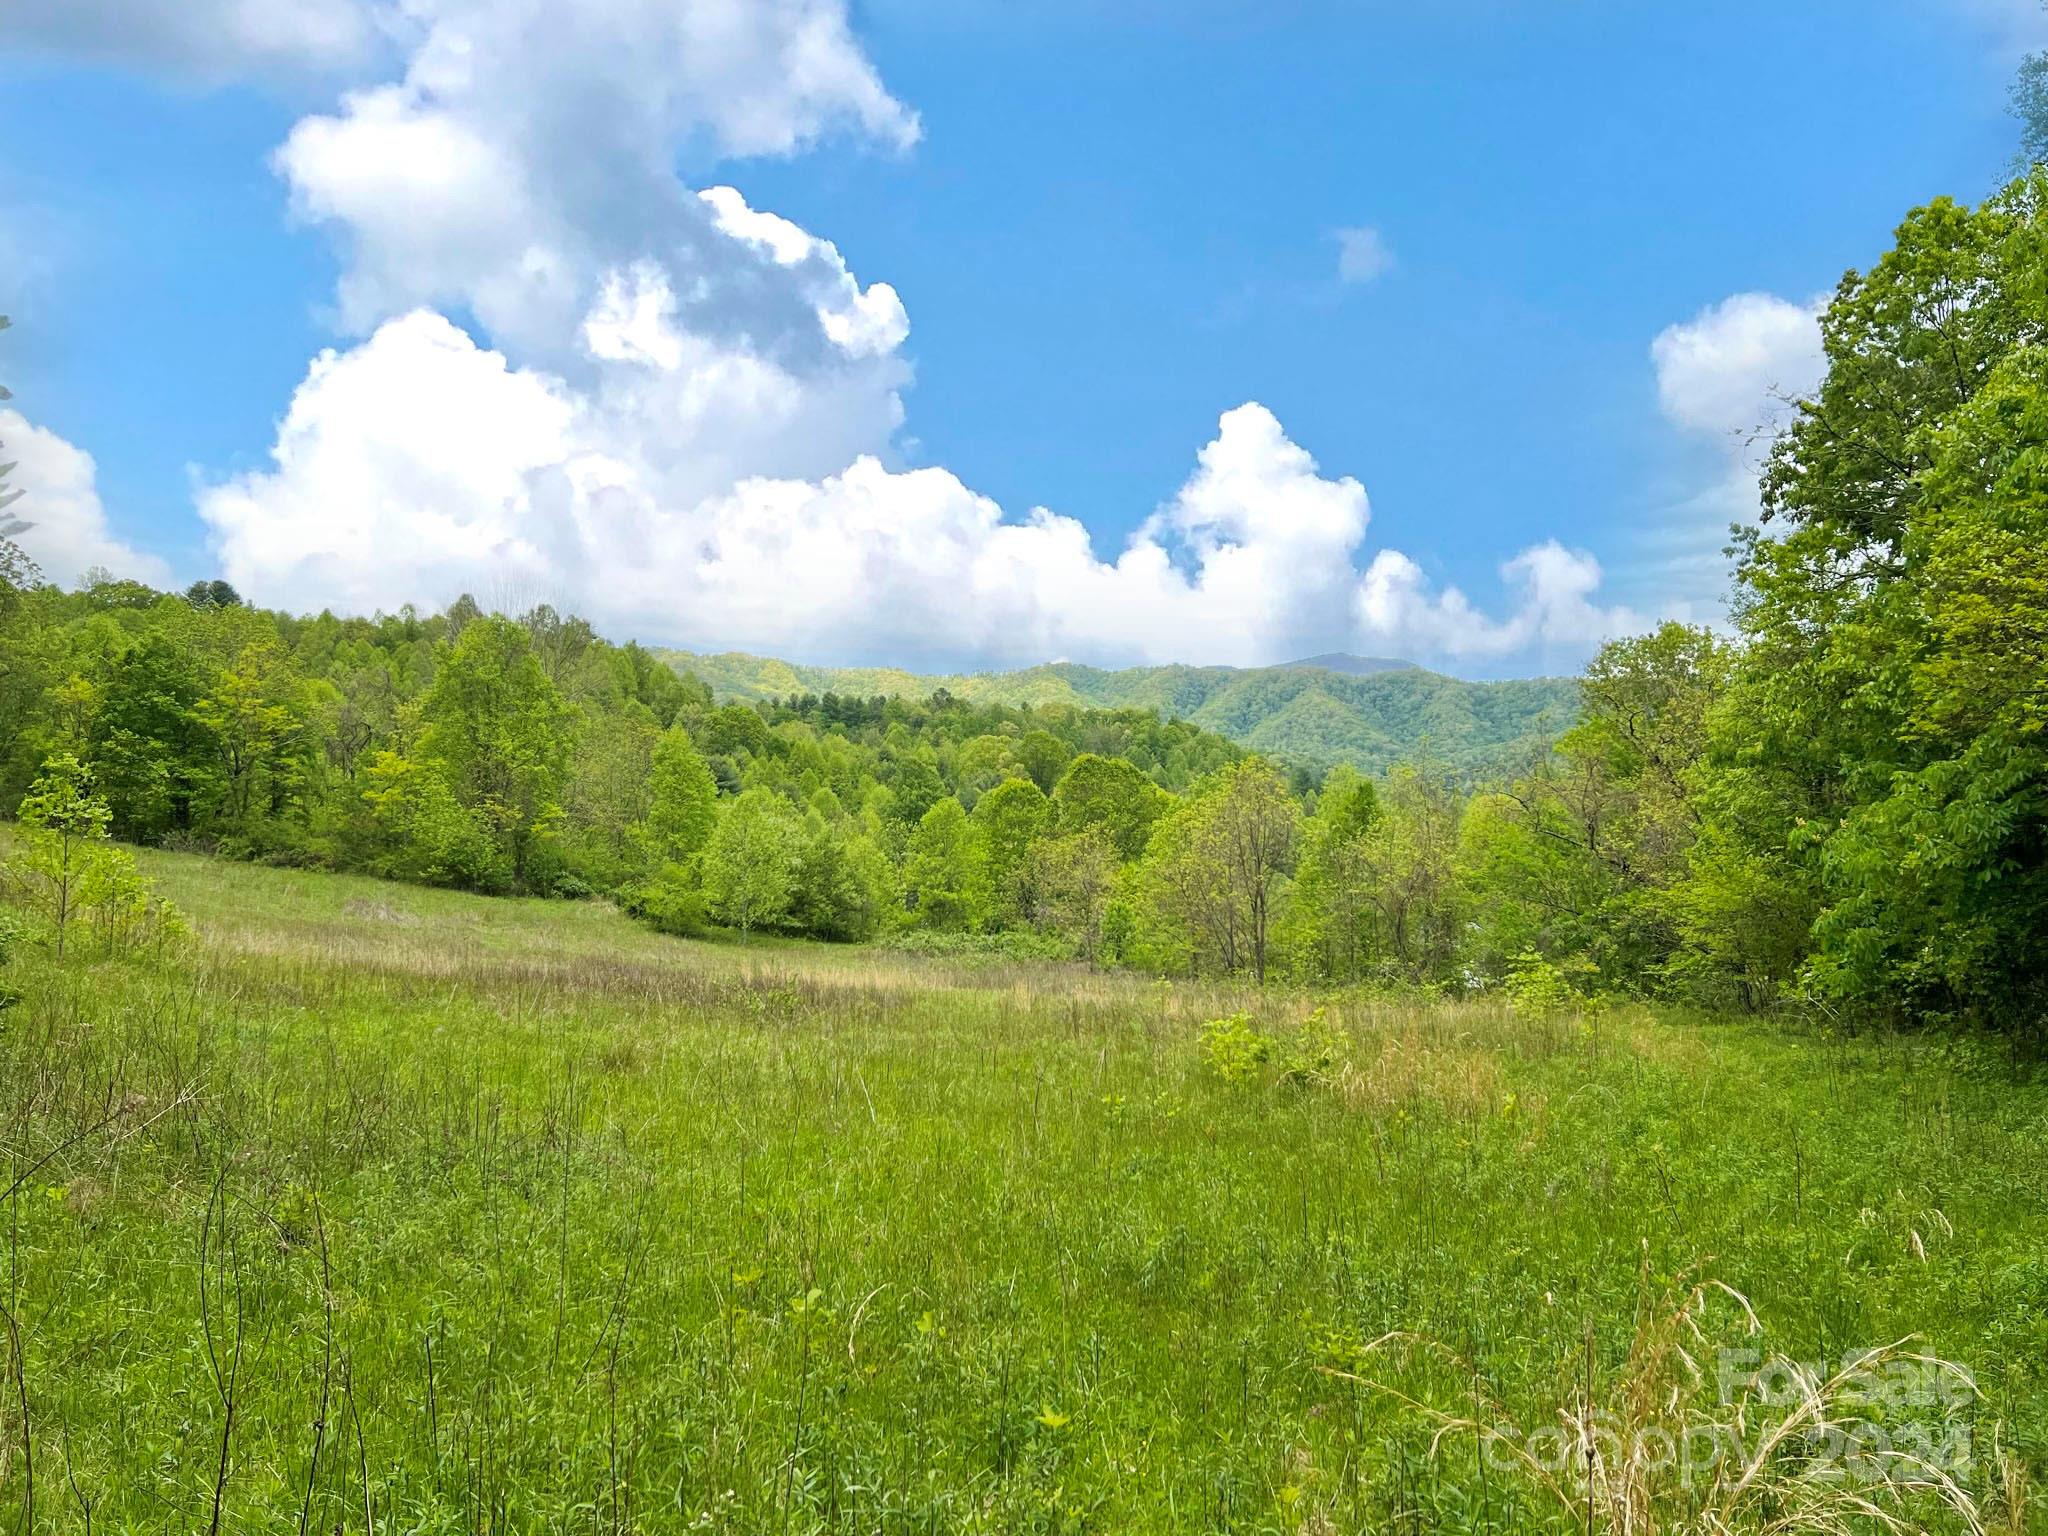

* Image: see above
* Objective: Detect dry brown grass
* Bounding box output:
[1331,1022,1509,1120]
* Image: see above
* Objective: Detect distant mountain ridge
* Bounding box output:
[659,648,1576,777]
[1278,653,1418,677]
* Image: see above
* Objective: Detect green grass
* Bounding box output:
[3,849,2045,1532]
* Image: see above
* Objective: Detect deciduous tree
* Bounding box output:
[702,789,799,939]
[418,616,574,888]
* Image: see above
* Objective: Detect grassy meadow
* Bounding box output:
[3,848,2045,1533]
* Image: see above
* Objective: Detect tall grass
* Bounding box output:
[1327,1267,1990,1534]
[0,847,2041,1532]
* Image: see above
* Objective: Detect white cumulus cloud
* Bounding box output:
[0,410,171,588]
[1651,291,1825,445]
[197,315,1638,669]
[1356,543,1643,663]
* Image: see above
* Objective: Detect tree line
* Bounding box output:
[2,171,2045,1035]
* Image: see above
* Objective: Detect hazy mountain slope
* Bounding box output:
[661,649,1576,776]
[1280,654,1417,677]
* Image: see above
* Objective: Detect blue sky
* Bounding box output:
[0,0,2036,675]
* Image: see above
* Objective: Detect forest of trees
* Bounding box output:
[2,169,2045,1037]
[661,647,1579,778]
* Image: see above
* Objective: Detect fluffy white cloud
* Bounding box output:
[276,85,547,338]
[256,0,923,555]
[1334,226,1395,285]
[270,0,916,342]
[1651,291,1825,444]
[188,0,1639,670]
[1640,291,1829,607]
[2,0,922,145]
[197,315,1638,669]
[197,313,575,616]
[699,187,910,359]
[1356,543,1643,662]
[0,410,170,587]
[672,401,1380,666]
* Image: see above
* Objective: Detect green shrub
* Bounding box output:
[1198,1011,1273,1083]
[625,867,708,936]
[216,819,334,869]
[876,929,1075,962]
[1503,949,1588,1016]
[79,855,188,958]
[1278,1006,1348,1086]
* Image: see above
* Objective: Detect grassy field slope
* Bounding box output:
[5,853,2044,1531]
[661,648,1578,776]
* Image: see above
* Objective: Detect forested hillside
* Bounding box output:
[661,648,1577,775]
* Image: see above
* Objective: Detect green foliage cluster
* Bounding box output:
[1501,951,1593,1018]
[1196,1010,1272,1082]
[1697,172,2048,1031]
[1,753,182,960]
[0,579,1252,949]
[1198,1007,1353,1089]
[1389,171,2048,1041]
[0,314,43,603]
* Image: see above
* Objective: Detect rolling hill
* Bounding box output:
[660,649,1577,777]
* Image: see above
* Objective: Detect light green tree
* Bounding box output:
[1019,827,1117,961]
[1130,760,1296,980]
[969,776,1052,924]
[193,636,310,826]
[0,314,37,594]
[950,733,1025,807]
[639,725,719,865]
[903,796,981,929]
[1052,753,1167,860]
[418,616,575,888]
[1131,795,1226,976]
[1355,767,1464,984]
[788,814,893,941]
[359,750,500,888]
[702,789,799,939]
[1793,347,2048,1023]
[11,754,110,958]
[1688,171,2048,1027]
[1457,624,1727,991]
[1015,729,1072,793]
[1203,758,1298,982]
[1285,766,1380,981]
[563,708,659,883]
